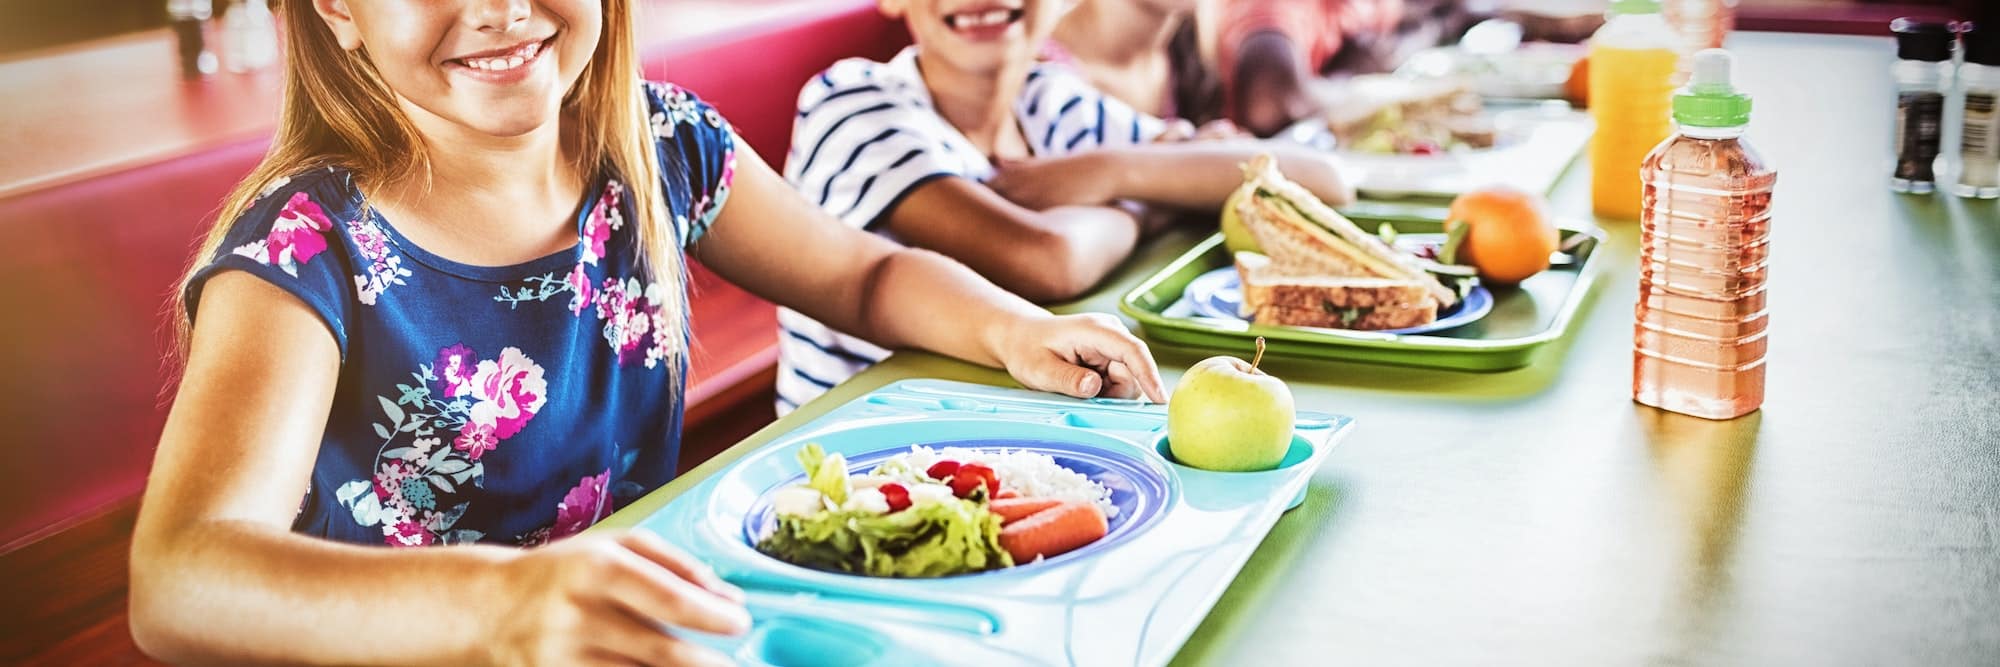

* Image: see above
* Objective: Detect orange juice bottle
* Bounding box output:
[1588,0,1681,220]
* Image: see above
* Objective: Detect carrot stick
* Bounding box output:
[999,501,1108,563]
[990,497,1063,525]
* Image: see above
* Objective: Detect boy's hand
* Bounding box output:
[1157,119,1251,143]
[987,154,1121,210]
[987,312,1167,403]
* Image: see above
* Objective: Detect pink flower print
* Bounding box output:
[433,344,479,399]
[466,347,548,440]
[581,206,613,266]
[551,469,611,540]
[595,277,629,320]
[719,149,737,191]
[564,263,595,316]
[387,520,432,547]
[373,460,418,500]
[353,225,389,262]
[267,192,334,263]
[453,422,499,460]
[231,192,337,277]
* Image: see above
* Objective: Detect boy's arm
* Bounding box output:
[987,142,1355,212]
[879,177,1142,303]
[693,143,1164,401]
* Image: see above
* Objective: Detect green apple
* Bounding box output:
[1168,338,1295,472]
[1220,186,1261,255]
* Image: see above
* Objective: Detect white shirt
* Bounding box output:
[776,46,1165,413]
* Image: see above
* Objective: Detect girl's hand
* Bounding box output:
[491,531,749,667]
[987,154,1121,210]
[989,312,1168,403]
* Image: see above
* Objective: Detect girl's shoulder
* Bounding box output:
[641,80,731,141]
[212,167,367,274]
[222,166,364,246]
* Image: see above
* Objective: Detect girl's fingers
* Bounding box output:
[601,546,751,637]
[585,612,736,667]
[617,531,744,603]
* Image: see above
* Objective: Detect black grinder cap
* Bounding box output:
[1892,18,1954,62]
[1965,24,2000,67]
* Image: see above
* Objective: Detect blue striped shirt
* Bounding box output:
[776,47,1164,413]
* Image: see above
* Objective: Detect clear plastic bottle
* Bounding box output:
[1635,49,1775,420]
[1955,25,2000,199]
[1664,0,1736,54]
[222,0,278,74]
[1588,0,1681,221]
[1890,19,1953,194]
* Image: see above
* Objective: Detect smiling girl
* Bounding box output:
[127,1,1166,664]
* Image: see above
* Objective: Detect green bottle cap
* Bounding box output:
[1673,49,1753,127]
[1608,0,1662,15]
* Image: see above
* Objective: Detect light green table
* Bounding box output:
[605,32,2000,665]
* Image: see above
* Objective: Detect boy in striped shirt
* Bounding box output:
[777,0,1355,412]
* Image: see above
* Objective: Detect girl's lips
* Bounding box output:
[443,35,556,85]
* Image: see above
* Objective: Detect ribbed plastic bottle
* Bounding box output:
[1634,49,1776,420]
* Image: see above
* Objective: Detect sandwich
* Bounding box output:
[1228,155,1459,331]
[1234,253,1441,331]
[1320,74,1496,153]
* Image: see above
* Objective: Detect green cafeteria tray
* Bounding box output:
[1118,217,1606,372]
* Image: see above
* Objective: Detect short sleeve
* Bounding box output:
[644,81,736,249]
[1017,64,1168,157]
[184,174,359,358]
[783,59,967,229]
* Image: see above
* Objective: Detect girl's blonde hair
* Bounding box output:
[173,0,686,378]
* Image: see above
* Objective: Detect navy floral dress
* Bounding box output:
[185,83,735,547]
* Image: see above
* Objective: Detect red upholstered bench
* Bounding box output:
[0,4,908,663]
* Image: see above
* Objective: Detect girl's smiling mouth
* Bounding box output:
[443,35,557,83]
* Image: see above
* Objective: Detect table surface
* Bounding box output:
[602,32,2000,665]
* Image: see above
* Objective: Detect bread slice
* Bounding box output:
[1251,302,1439,331]
[1235,252,1439,331]
[1233,156,1459,308]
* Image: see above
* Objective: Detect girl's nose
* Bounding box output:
[468,0,532,34]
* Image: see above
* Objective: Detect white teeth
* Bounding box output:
[948,8,1017,29]
[458,40,543,72]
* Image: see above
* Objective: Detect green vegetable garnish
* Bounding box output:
[756,495,1012,578]
[1440,221,1470,266]
[797,443,848,506]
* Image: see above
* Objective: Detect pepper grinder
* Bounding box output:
[168,0,218,79]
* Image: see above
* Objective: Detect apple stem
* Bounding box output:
[1251,337,1267,370]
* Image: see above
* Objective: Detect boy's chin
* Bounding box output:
[926,40,1030,75]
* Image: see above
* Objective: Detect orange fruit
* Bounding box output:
[1565,55,1589,108]
[1445,187,1558,285]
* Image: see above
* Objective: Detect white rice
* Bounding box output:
[882,445,1118,518]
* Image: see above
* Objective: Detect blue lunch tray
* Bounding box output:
[636,379,1355,666]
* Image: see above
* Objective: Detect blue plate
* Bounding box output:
[1184,267,1493,335]
[742,438,1174,577]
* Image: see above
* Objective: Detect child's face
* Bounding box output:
[881,0,1068,75]
[313,0,601,138]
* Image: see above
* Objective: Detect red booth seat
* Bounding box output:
[0,4,909,663]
